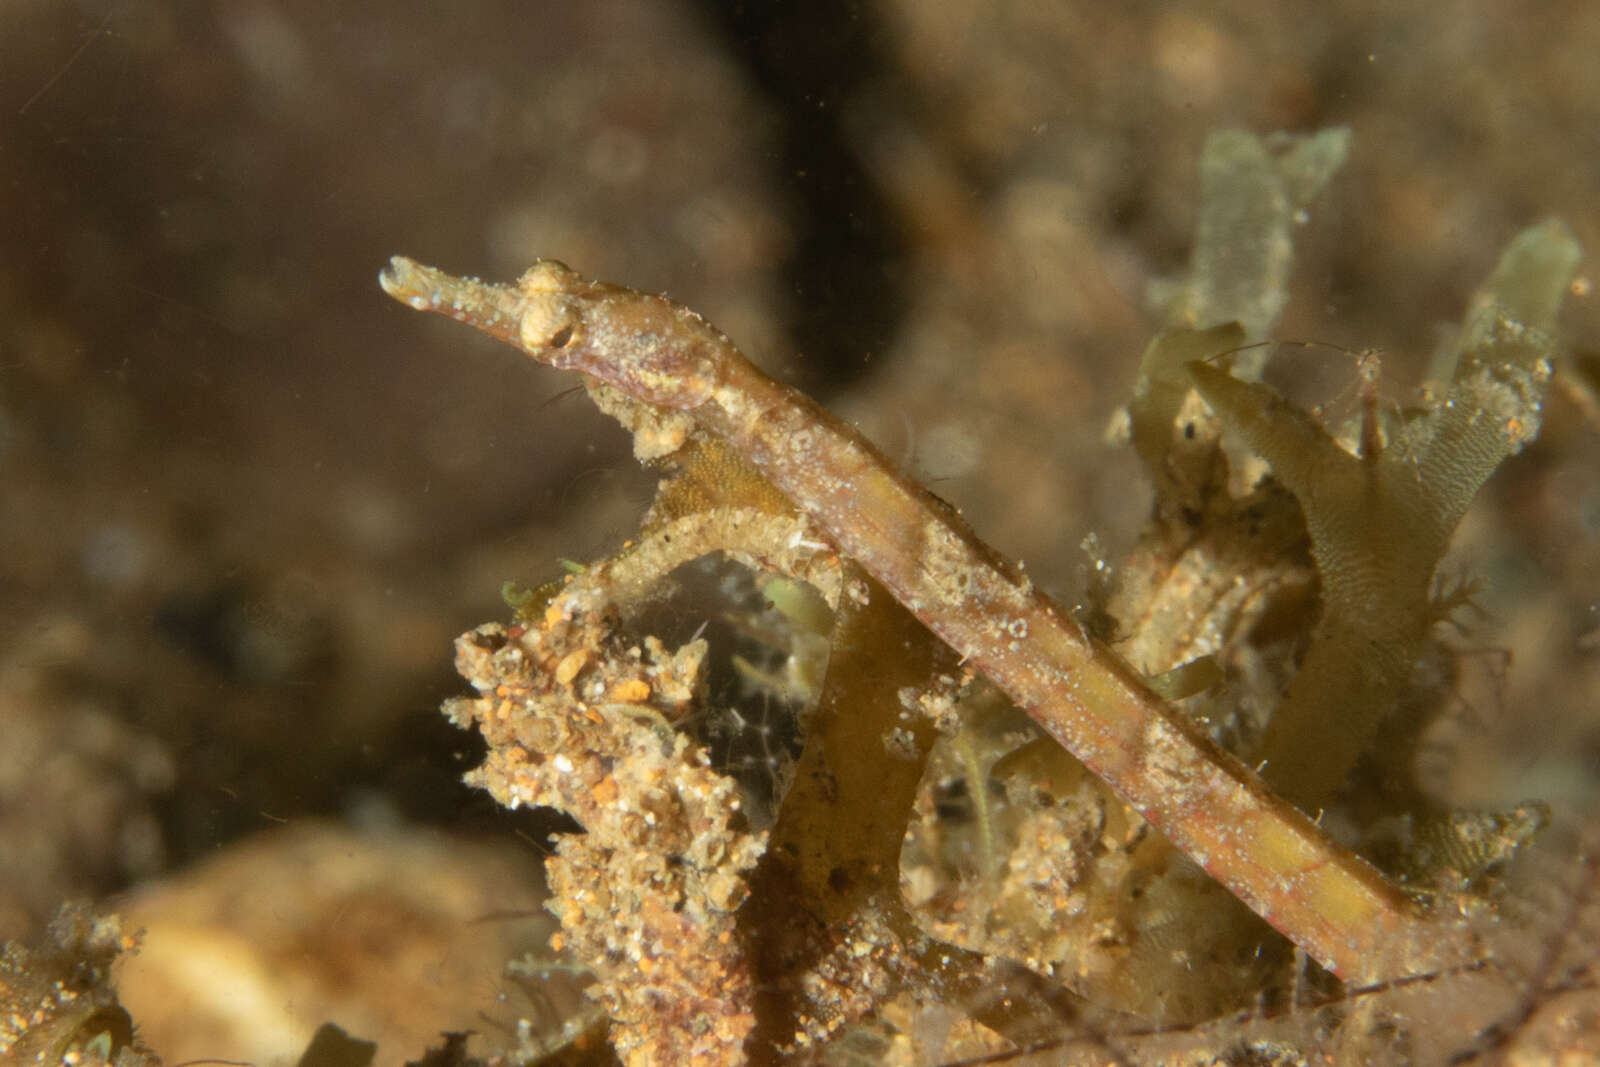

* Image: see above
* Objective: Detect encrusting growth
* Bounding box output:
[444,443,844,1065]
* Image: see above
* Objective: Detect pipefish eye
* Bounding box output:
[518,291,583,352]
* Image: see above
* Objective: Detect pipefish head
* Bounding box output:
[514,259,726,411]
[381,256,726,411]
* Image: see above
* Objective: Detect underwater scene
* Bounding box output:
[4,3,1600,1064]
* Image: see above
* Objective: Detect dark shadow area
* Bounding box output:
[692,0,913,392]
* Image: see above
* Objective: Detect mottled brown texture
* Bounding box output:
[902,690,1281,1023]
[448,575,765,1067]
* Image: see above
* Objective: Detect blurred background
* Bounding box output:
[4,1,1600,1062]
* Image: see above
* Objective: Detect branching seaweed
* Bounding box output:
[1149,127,1351,355]
[1188,219,1579,808]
